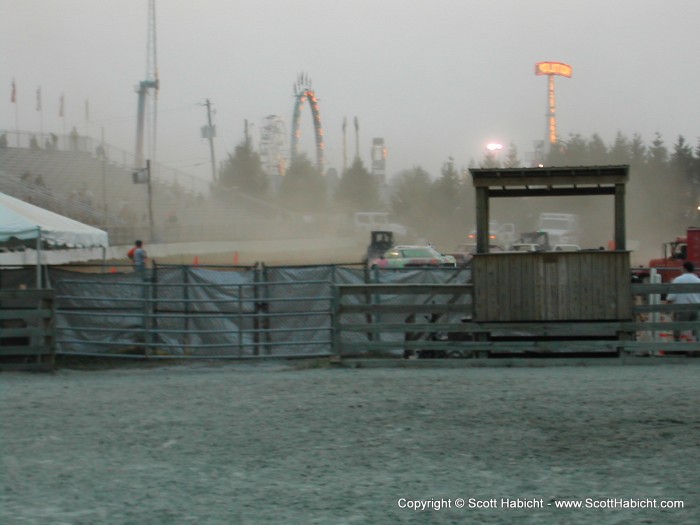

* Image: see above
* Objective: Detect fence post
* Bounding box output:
[650,268,661,344]
[42,292,55,369]
[237,281,244,357]
[261,264,271,355]
[252,264,261,356]
[331,285,342,357]
[142,280,153,358]
[183,265,190,351]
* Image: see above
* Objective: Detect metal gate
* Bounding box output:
[54,269,336,358]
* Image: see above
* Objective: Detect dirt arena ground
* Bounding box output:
[2,360,699,524]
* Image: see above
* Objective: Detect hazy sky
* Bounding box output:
[2,0,699,185]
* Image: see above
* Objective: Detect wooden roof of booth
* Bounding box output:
[470,165,629,197]
[469,165,630,252]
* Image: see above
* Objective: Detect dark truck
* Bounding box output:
[363,230,395,265]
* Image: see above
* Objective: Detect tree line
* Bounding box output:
[215,132,700,248]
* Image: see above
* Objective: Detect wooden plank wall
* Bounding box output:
[334,281,699,356]
[0,288,55,370]
[473,251,631,322]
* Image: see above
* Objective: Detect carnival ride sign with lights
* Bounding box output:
[535,62,573,77]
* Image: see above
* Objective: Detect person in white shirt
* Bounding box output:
[666,261,700,342]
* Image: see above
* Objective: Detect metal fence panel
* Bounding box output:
[5,264,470,359]
[51,265,343,358]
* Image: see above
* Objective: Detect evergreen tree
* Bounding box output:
[335,157,381,212]
[671,135,694,177]
[389,167,433,236]
[503,143,521,168]
[545,142,567,166]
[480,151,500,169]
[218,136,268,198]
[670,135,696,217]
[561,133,588,165]
[587,133,608,164]
[433,158,461,202]
[609,132,631,165]
[646,132,669,171]
[278,153,327,213]
[428,158,472,245]
[629,133,646,167]
[694,139,700,188]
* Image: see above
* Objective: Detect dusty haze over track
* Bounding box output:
[2,0,698,182]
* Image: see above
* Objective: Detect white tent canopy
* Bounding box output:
[0,192,108,249]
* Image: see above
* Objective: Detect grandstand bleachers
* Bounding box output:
[0,136,323,246]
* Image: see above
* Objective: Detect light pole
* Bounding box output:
[133,159,155,242]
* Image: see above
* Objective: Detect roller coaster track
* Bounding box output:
[290,73,325,174]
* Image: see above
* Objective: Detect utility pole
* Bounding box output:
[101,127,107,213]
[354,116,360,161]
[132,159,155,242]
[203,99,218,183]
[146,159,154,242]
[342,117,347,173]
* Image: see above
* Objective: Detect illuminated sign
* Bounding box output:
[535,62,572,78]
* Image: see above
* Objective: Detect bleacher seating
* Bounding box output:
[0,134,323,246]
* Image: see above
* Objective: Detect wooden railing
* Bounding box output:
[0,289,55,370]
[332,283,700,357]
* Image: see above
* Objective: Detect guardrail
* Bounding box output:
[332,282,700,357]
[0,288,55,370]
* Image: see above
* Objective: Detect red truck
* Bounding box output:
[636,227,700,283]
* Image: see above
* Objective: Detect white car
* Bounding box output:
[510,243,543,253]
[553,244,581,252]
[370,245,457,268]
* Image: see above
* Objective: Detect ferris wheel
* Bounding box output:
[259,115,289,179]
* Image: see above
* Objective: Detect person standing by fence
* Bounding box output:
[666,261,700,342]
[128,240,149,280]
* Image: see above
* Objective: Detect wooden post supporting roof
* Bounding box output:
[469,165,630,252]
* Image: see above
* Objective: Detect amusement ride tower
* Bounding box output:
[535,61,572,152]
[290,73,325,173]
[135,0,159,170]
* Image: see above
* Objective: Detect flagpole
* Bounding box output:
[37,86,43,140]
[84,98,90,139]
[14,103,20,147]
[60,93,66,148]
[12,79,19,146]
[40,108,44,142]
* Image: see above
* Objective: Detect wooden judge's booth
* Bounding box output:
[469,165,631,329]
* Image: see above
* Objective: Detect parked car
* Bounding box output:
[466,220,517,250]
[370,245,457,268]
[447,243,503,266]
[553,244,581,252]
[510,243,544,253]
